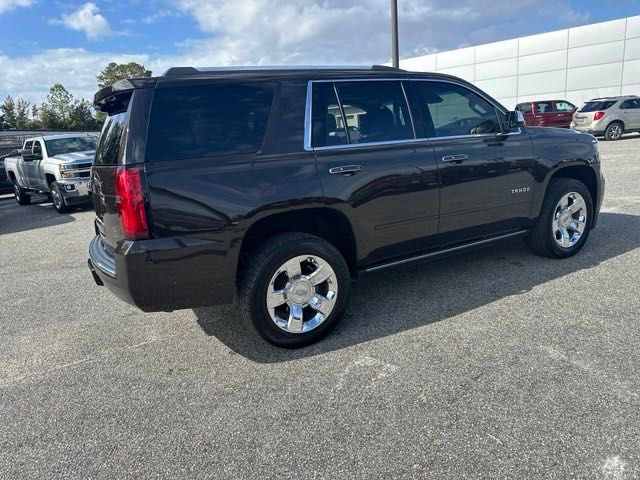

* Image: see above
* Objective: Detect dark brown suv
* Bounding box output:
[88,66,604,347]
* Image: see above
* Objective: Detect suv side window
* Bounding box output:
[516,103,532,114]
[146,82,275,162]
[554,101,575,112]
[620,99,640,109]
[536,102,553,113]
[333,81,414,144]
[23,141,33,152]
[33,141,43,156]
[311,83,348,148]
[415,81,500,137]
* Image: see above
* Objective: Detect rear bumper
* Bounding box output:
[88,234,237,312]
[571,123,605,136]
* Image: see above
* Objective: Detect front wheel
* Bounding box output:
[14,183,31,205]
[239,233,351,348]
[50,182,71,213]
[527,178,593,258]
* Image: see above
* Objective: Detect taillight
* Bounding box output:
[593,111,605,121]
[115,166,149,239]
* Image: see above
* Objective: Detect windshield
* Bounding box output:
[580,101,616,112]
[44,136,97,156]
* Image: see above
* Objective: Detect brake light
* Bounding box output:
[593,111,605,121]
[115,167,149,239]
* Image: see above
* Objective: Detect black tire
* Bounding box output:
[50,182,71,213]
[604,121,624,141]
[527,178,593,258]
[239,232,351,348]
[13,183,31,205]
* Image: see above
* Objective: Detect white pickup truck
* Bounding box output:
[4,133,97,213]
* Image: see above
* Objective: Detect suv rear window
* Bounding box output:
[94,94,131,166]
[146,83,275,162]
[580,101,616,112]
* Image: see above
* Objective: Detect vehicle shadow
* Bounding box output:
[194,212,639,363]
[0,195,83,235]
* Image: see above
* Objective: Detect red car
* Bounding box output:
[515,100,577,128]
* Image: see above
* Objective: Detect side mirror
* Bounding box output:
[506,110,526,130]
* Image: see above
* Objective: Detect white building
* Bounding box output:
[399,15,640,109]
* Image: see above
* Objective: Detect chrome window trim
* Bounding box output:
[400,82,417,139]
[333,82,351,144]
[313,138,425,152]
[304,77,521,152]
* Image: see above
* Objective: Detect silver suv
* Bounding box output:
[571,95,640,140]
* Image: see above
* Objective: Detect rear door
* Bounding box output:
[516,103,534,126]
[620,99,640,129]
[18,141,33,188]
[533,101,555,127]
[90,90,138,253]
[312,79,439,265]
[412,79,536,242]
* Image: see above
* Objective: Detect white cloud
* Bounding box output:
[0,49,150,104]
[55,2,113,40]
[0,0,592,104]
[169,0,583,65]
[0,0,32,13]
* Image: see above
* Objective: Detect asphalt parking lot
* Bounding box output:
[1,136,640,479]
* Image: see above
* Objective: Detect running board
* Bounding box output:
[361,230,528,274]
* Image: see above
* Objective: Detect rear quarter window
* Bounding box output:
[146,82,276,162]
[94,93,131,166]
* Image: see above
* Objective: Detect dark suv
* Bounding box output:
[88,66,604,347]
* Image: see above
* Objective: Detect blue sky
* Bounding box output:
[0,0,638,103]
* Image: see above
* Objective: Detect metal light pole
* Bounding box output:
[391,0,399,68]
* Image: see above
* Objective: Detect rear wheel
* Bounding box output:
[239,233,351,348]
[604,121,624,141]
[527,178,593,258]
[13,183,31,205]
[50,182,71,213]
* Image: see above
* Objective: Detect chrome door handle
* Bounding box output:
[329,165,363,175]
[441,154,468,163]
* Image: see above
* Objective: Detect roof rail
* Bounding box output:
[162,65,406,77]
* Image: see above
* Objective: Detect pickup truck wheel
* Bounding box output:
[13,183,31,205]
[239,233,351,348]
[50,182,71,213]
[527,178,593,258]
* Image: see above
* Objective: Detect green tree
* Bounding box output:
[97,62,152,89]
[69,99,100,130]
[39,83,74,129]
[15,98,31,129]
[29,104,42,129]
[1,96,17,128]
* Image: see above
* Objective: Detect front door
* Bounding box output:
[553,101,576,128]
[310,80,440,265]
[412,80,536,243]
[620,98,640,129]
[29,140,46,189]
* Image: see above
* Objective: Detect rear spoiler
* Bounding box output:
[93,78,156,112]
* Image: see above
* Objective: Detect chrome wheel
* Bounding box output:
[607,123,623,140]
[51,187,62,209]
[266,254,338,334]
[552,192,587,248]
[13,184,20,199]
